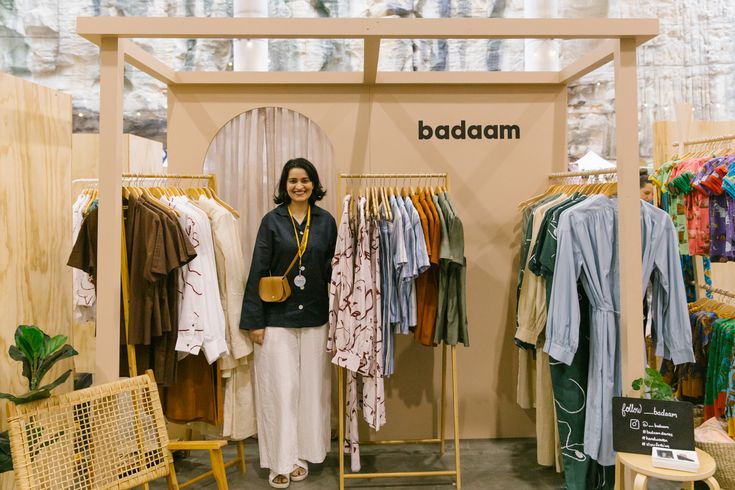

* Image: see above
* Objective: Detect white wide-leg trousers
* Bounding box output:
[253,324,331,476]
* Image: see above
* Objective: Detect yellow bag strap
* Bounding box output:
[282,252,300,278]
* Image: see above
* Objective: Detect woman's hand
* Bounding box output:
[249,328,266,345]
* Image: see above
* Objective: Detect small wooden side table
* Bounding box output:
[615,448,720,490]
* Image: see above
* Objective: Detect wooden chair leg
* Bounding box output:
[141,483,150,490]
[632,473,648,490]
[236,440,246,474]
[166,461,180,490]
[683,482,695,490]
[209,448,228,490]
[704,477,721,490]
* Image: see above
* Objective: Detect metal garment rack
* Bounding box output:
[74,172,246,488]
[335,172,461,490]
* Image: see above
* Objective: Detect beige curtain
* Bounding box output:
[203,107,336,266]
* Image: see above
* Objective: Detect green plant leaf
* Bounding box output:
[14,331,35,363]
[1,388,52,405]
[44,335,67,358]
[0,430,12,474]
[36,369,72,394]
[632,378,642,391]
[8,345,25,362]
[36,346,77,387]
[8,345,32,386]
[22,327,45,357]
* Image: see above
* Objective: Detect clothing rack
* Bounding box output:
[335,172,461,490]
[699,284,735,302]
[75,172,246,486]
[548,167,618,179]
[674,133,735,148]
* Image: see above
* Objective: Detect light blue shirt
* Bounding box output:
[395,197,414,334]
[402,196,430,330]
[545,196,693,466]
[389,196,409,332]
[379,214,395,376]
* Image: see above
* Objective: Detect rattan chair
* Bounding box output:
[6,370,241,489]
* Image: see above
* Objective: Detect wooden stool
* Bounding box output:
[615,448,720,490]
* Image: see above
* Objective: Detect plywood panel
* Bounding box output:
[0,72,72,490]
[167,83,568,439]
[126,133,164,173]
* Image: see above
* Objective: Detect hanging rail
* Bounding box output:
[340,172,448,179]
[335,172,461,490]
[674,133,735,147]
[73,173,215,185]
[699,284,735,301]
[548,167,618,179]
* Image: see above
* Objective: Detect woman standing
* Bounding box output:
[240,158,337,489]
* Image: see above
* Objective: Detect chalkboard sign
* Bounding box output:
[612,397,695,455]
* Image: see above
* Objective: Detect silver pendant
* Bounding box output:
[300,266,306,271]
[294,274,306,288]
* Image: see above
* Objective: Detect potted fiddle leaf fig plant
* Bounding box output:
[0,325,78,474]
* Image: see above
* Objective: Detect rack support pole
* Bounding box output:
[96,37,124,383]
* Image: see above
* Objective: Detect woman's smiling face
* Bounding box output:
[287,167,313,204]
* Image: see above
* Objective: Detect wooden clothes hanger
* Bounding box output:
[143,187,180,218]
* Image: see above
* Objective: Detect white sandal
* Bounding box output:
[290,463,308,482]
[268,472,290,489]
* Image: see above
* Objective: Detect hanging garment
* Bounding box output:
[414,191,441,346]
[164,196,229,363]
[388,196,408,333]
[197,196,256,440]
[361,217,386,430]
[403,196,431,332]
[342,198,386,472]
[515,194,568,346]
[123,194,196,386]
[550,283,615,490]
[328,195,357,369]
[395,197,416,333]
[378,212,396,375]
[433,192,469,346]
[524,193,587,469]
[545,196,694,466]
[71,193,96,323]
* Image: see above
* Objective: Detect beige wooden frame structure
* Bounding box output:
[77,14,655,394]
[77,16,656,437]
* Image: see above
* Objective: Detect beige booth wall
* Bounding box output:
[167,84,568,439]
[70,133,164,374]
[0,73,73,490]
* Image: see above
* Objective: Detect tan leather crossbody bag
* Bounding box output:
[258,253,299,303]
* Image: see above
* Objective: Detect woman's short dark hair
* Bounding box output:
[274,157,327,205]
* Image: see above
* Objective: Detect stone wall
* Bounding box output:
[0,0,732,161]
